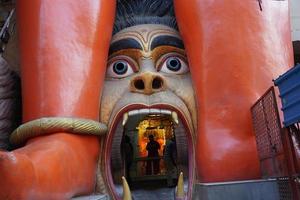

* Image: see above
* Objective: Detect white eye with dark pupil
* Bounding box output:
[113,61,128,75]
[166,57,181,71]
[159,55,189,74]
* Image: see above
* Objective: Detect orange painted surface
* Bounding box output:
[175,0,294,182]
[0,134,100,199]
[0,0,295,198]
[18,0,115,122]
[0,0,115,199]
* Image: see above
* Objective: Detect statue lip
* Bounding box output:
[103,103,195,200]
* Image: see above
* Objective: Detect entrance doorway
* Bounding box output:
[109,111,189,200]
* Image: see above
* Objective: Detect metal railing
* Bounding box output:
[131,156,168,181]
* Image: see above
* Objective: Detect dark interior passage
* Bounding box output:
[110,112,189,199]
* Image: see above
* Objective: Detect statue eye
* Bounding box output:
[106,57,137,79]
[113,61,128,75]
[166,57,181,71]
[159,56,189,74]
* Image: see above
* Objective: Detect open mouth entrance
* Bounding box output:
[106,107,192,200]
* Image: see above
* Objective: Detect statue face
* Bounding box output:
[100,24,196,199]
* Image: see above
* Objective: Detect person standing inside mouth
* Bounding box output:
[164,135,177,187]
[146,134,160,175]
[122,135,134,186]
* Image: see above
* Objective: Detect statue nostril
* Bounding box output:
[134,79,145,90]
[152,77,163,89]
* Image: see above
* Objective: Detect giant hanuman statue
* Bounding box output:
[0,0,293,200]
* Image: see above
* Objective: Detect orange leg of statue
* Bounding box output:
[174,0,293,182]
[0,1,115,199]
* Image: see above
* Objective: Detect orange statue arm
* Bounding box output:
[174,0,294,182]
[0,0,115,199]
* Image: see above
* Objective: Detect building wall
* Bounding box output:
[291,0,300,41]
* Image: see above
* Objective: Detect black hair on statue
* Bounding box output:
[113,0,178,34]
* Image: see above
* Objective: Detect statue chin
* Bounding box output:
[98,24,197,199]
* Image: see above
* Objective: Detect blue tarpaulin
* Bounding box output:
[274,64,300,127]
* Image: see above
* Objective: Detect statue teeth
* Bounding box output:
[123,109,178,125]
[160,109,171,115]
[172,111,179,125]
[122,112,129,126]
[139,109,150,114]
[122,176,132,200]
[176,172,185,198]
[127,109,174,116]
[149,108,160,114]
[128,110,139,116]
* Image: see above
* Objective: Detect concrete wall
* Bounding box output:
[291,0,300,41]
[193,179,280,200]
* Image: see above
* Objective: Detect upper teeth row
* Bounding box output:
[129,109,171,116]
[122,109,178,126]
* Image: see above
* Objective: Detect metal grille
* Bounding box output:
[251,87,283,160]
[277,177,293,200]
[252,87,295,199]
[263,90,283,154]
[252,100,272,159]
[251,87,287,177]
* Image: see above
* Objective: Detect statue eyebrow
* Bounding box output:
[150,35,184,50]
[109,38,143,55]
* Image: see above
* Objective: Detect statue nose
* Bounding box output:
[130,72,165,95]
